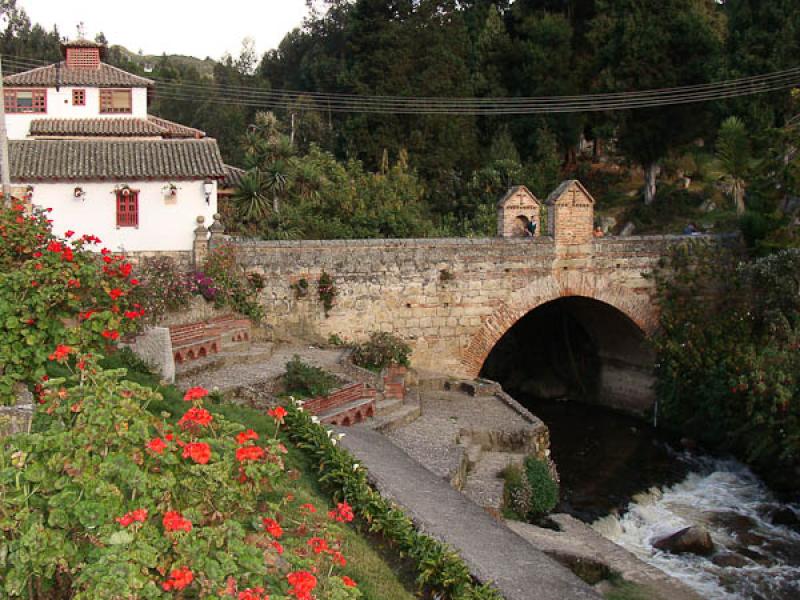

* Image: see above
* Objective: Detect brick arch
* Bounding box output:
[460,280,658,378]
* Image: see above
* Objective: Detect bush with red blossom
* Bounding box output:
[0,205,141,403]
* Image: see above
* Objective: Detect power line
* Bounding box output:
[2,54,799,115]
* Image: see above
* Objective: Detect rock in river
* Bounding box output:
[653,526,715,556]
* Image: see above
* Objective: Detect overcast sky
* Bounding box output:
[21,0,310,60]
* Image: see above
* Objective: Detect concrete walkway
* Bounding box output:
[340,427,600,600]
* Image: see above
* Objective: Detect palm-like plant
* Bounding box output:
[264,160,291,214]
[714,116,754,216]
[232,169,270,222]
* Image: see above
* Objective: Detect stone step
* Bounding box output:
[462,451,525,513]
[371,403,422,433]
[375,397,404,416]
[175,344,274,379]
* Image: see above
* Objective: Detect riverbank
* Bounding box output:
[510,391,800,600]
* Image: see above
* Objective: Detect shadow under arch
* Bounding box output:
[479,295,656,415]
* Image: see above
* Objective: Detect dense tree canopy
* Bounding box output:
[2,0,799,241]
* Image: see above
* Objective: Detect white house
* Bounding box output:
[4,39,227,253]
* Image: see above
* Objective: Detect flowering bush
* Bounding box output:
[204,243,264,322]
[0,357,362,599]
[130,256,194,322]
[192,270,220,302]
[351,332,412,372]
[0,205,141,404]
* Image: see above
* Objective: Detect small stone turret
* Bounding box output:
[545,180,595,245]
[497,185,541,238]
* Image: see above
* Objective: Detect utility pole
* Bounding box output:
[290,112,296,146]
[0,57,11,207]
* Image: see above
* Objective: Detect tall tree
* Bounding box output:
[589,0,724,204]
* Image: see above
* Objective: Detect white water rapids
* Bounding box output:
[593,455,800,600]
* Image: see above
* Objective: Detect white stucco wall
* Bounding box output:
[7,87,149,139]
[17,179,218,252]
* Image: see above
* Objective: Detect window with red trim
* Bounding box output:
[116,190,139,227]
[72,89,86,106]
[4,89,46,113]
[100,89,132,114]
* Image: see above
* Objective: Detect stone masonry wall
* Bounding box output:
[234,235,684,379]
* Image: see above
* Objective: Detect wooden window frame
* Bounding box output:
[100,88,132,114]
[72,88,86,106]
[4,88,47,114]
[116,189,139,228]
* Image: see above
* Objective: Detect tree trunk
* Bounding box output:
[644,162,660,205]
[734,181,746,216]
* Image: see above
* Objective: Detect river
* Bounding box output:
[517,394,800,600]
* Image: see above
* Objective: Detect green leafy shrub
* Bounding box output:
[0,356,362,599]
[318,271,337,317]
[203,243,264,322]
[284,355,340,398]
[0,205,142,404]
[502,457,559,521]
[653,242,800,489]
[351,332,412,372]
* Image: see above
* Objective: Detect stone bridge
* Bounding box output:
[225,182,711,415]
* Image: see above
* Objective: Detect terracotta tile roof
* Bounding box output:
[4,62,153,88]
[30,118,165,137]
[10,139,227,181]
[222,165,246,189]
[28,116,206,139]
[147,116,206,138]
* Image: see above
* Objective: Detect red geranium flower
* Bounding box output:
[328,501,354,523]
[271,540,284,555]
[162,511,192,533]
[236,445,265,463]
[183,387,209,402]
[108,288,123,300]
[48,344,74,362]
[64,230,74,238]
[330,550,346,567]
[116,508,148,527]
[238,588,267,600]
[300,503,317,514]
[341,576,357,588]
[268,406,287,422]
[102,330,120,341]
[182,442,211,464]
[307,537,329,554]
[262,517,283,539]
[178,407,213,429]
[146,438,168,454]
[286,571,317,600]
[236,429,259,445]
[162,566,193,592]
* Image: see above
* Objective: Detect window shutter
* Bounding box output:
[116,190,139,227]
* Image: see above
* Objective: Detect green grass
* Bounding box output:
[603,578,655,600]
[101,350,417,600]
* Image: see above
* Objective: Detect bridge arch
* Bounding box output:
[462,284,658,415]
